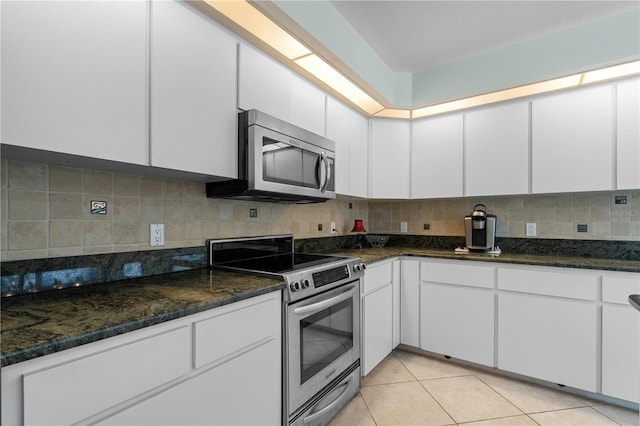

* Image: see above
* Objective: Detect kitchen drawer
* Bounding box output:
[421,260,494,289]
[23,325,191,426]
[602,274,640,305]
[498,267,598,301]
[363,260,394,294]
[194,292,280,369]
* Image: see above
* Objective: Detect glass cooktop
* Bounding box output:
[217,253,344,274]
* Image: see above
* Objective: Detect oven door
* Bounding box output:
[286,280,360,414]
[249,124,335,199]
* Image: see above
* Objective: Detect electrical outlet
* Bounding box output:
[150,224,165,246]
[249,208,258,218]
[577,224,588,233]
[400,222,408,233]
[526,223,537,237]
[317,223,323,231]
[331,222,336,234]
[423,223,430,230]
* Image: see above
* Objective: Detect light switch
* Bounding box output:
[400,222,408,233]
[526,223,537,237]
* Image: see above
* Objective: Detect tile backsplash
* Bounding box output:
[369,192,640,240]
[1,159,638,261]
[1,160,367,261]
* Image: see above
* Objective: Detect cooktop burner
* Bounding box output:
[217,252,344,274]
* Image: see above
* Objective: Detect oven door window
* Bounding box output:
[299,297,353,384]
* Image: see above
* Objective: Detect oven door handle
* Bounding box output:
[292,285,356,317]
[302,374,355,424]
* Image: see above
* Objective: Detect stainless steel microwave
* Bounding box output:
[206,109,336,203]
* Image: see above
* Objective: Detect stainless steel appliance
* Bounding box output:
[206,110,336,203]
[208,235,364,426]
[464,204,497,252]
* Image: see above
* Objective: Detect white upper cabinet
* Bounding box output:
[465,101,530,196]
[1,1,149,165]
[532,85,614,194]
[238,43,292,122]
[290,74,326,137]
[150,0,237,178]
[326,97,369,198]
[411,114,463,199]
[616,78,640,189]
[370,119,411,199]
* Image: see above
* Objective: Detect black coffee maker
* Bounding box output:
[464,204,497,252]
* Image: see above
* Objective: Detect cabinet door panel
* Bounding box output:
[532,85,614,193]
[151,0,237,177]
[411,114,463,198]
[602,305,640,402]
[1,1,148,164]
[238,43,291,122]
[420,283,494,366]
[23,326,191,426]
[327,98,351,195]
[291,75,326,136]
[617,78,640,189]
[400,260,420,347]
[98,339,281,426]
[362,284,393,375]
[349,112,369,198]
[370,119,411,199]
[465,101,529,196]
[498,293,597,392]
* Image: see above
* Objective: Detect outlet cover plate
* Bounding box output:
[400,222,408,233]
[526,223,537,237]
[150,224,165,246]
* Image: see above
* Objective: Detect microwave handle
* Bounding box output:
[319,152,331,193]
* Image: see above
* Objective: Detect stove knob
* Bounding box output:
[290,282,300,292]
[302,279,310,288]
[353,264,361,272]
[361,263,366,270]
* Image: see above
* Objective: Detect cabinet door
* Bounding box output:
[291,74,326,136]
[1,1,148,164]
[98,339,281,426]
[420,283,495,367]
[602,305,640,402]
[362,284,393,375]
[327,98,369,198]
[411,114,463,198]
[400,259,420,347]
[327,97,351,195]
[349,112,369,198]
[532,85,614,193]
[370,119,411,199]
[498,292,597,392]
[150,0,237,178]
[617,78,640,189]
[238,43,291,122]
[465,101,529,196]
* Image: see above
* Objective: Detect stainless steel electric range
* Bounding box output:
[208,235,365,426]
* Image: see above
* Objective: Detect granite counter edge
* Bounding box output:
[340,250,640,273]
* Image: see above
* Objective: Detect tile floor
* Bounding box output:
[329,349,639,426]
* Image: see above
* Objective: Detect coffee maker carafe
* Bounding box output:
[464,204,496,252]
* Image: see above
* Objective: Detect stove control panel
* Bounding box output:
[286,260,364,300]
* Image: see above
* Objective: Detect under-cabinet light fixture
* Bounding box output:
[203,0,639,119]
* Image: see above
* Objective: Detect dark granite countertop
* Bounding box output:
[1,268,283,367]
[327,247,640,273]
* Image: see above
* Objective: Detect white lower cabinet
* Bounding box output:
[420,283,495,367]
[400,259,420,347]
[97,340,280,425]
[1,292,281,426]
[419,259,495,366]
[497,292,598,392]
[497,266,599,392]
[602,275,640,402]
[361,259,399,375]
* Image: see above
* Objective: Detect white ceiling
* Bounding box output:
[330,0,639,73]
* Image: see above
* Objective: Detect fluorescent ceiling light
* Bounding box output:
[203,0,310,60]
[413,61,639,119]
[374,109,411,119]
[295,54,384,115]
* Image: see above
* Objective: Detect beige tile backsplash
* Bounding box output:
[1,159,638,261]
